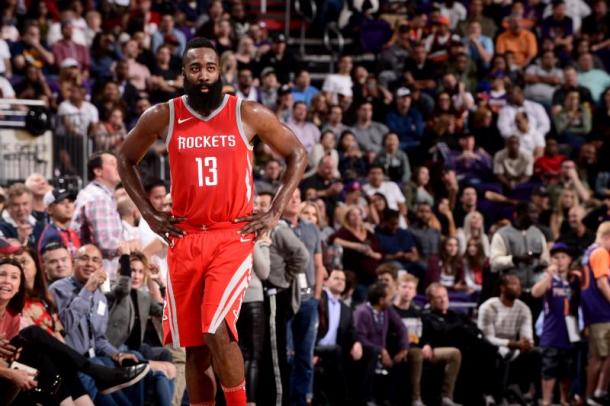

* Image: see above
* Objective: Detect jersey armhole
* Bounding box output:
[165,98,175,147]
[236,98,254,151]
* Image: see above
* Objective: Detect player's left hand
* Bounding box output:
[234,210,280,237]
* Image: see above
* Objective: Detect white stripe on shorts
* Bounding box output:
[165,268,181,347]
[208,254,252,333]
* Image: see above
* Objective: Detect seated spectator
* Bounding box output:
[375,209,421,276]
[444,133,493,185]
[550,189,580,240]
[535,138,566,183]
[425,237,467,291]
[306,130,340,179]
[483,71,509,114]
[321,55,353,105]
[363,165,408,219]
[315,269,363,404]
[551,65,594,113]
[322,104,350,138]
[593,87,610,140]
[552,89,592,148]
[329,206,383,288]
[255,159,282,194]
[52,19,90,73]
[0,183,44,248]
[463,20,494,71]
[424,16,459,63]
[235,67,259,102]
[403,166,434,214]
[286,101,321,155]
[50,244,147,402]
[351,100,390,159]
[531,242,579,406]
[11,22,55,75]
[106,247,175,405]
[491,201,550,292]
[498,84,551,139]
[411,202,443,260]
[393,274,462,406]
[300,156,343,218]
[385,87,424,152]
[258,33,297,85]
[478,274,538,402]
[422,283,497,404]
[353,282,408,404]
[0,257,149,405]
[92,107,128,152]
[539,1,574,59]
[512,112,545,159]
[463,239,487,292]
[577,52,610,103]
[493,136,534,191]
[373,132,412,185]
[524,50,563,107]
[456,211,490,256]
[37,188,80,257]
[25,173,51,222]
[337,130,368,181]
[40,242,73,283]
[495,16,538,68]
[148,44,182,105]
[121,39,151,92]
[558,205,595,253]
[292,69,320,107]
[14,64,52,105]
[308,93,330,128]
[259,67,280,110]
[452,187,480,229]
[548,160,591,208]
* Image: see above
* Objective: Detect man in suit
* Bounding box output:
[315,269,363,404]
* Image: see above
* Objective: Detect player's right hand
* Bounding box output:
[144,210,186,245]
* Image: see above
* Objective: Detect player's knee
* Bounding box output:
[186,345,211,364]
[204,321,232,348]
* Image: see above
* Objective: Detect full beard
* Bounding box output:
[183,77,224,113]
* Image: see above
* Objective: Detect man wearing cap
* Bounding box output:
[259,67,279,109]
[37,188,80,257]
[51,19,90,73]
[532,242,579,406]
[385,87,424,152]
[258,33,297,84]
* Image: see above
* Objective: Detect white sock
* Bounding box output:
[594,389,607,398]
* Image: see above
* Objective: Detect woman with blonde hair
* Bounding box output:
[456,211,490,256]
[329,206,383,291]
[220,50,238,87]
[235,35,257,71]
[550,188,580,240]
[300,201,334,241]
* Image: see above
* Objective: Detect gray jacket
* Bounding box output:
[268,221,310,313]
[244,241,271,303]
[106,275,163,348]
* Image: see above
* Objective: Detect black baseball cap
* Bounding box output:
[43,188,77,206]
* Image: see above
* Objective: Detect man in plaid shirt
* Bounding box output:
[71,151,123,277]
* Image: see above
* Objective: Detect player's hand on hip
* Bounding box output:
[234,211,280,237]
[144,210,186,245]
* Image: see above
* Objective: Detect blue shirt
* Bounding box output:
[375,226,417,256]
[384,108,424,151]
[50,276,119,357]
[292,86,320,107]
[319,289,341,346]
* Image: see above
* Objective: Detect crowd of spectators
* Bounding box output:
[1,0,610,405]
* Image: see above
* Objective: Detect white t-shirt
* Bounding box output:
[138,218,168,282]
[0,39,10,75]
[56,100,99,137]
[322,74,353,104]
[362,181,406,211]
[0,76,15,98]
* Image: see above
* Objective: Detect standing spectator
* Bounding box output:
[384,87,424,152]
[493,136,534,191]
[0,183,44,248]
[393,274,462,406]
[580,222,610,406]
[531,243,579,406]
[41,242,73,283]
[117,196,140,242]
[351,101,389,158]
[478,274,538,401]
[37,189,80,257]
[315,269,362,405]
[495,16,538,68]
[353,282,409,404]
[498,84,551,139]
[51,19,90,74]
[282,189,327,406]
[373,132,412,185]
[286,101,321,155]
[490,201,550,291]
[72,152,123,276]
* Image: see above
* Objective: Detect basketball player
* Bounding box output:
[117,38,307,406]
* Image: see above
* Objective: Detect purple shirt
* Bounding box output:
[354,302,408,353]
[540,275,572,349]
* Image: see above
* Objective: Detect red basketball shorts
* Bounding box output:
[163,223,254,347]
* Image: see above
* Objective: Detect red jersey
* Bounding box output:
[166,94,254,231]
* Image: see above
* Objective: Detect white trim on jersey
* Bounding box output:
[165,265,181,347]
[165,98,175,147]
[245,153,252,203]
[208,254,252,333]
[236,97,254,151]
[181,94,229,122]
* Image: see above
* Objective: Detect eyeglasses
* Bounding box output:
[76,255,102,264]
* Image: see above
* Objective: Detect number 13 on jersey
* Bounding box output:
[195,157,218,187]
